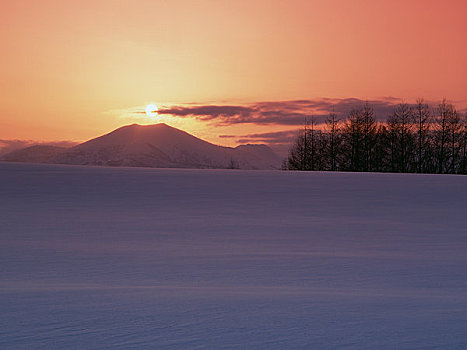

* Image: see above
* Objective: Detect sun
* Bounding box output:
[145,104,158,117]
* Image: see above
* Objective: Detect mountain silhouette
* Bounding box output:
[1,123,282,170]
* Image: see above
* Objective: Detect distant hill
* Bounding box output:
[1,145,68,163]
[0,140,77,157]
[1,123,282,170]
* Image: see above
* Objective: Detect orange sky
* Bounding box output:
[1,0,466,147]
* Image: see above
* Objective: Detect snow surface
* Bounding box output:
[0,162,466,349]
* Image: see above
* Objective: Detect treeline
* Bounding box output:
[285,99,467,174]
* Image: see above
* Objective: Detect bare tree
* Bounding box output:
[309,116,317,171]
[362,102,378,171]
[435,99,452,173]
[325,110,340,171]
[415,98,431,173]
[342,102,377,171]
[287,117,315,170]
[285,98,465,175]
[460,113,467,174]
[373,124,391,172]
[287,124,307,170]
[386,103,415,172]
[447,106,461,173]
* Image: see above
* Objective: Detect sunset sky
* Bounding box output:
[1,0,466,152]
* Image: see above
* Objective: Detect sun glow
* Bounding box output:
[145,104,158,117]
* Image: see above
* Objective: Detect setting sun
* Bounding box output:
[145,104,158,117]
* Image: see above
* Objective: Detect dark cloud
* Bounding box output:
[157,97,406,126]
[158,105,255,123]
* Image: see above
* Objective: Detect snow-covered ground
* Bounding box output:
[0,162,466,349]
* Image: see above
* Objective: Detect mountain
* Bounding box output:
[0,140,77,157]
[1,123,282,170]
[1,145,68,163]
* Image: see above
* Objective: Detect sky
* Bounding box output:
[1,0,466,153]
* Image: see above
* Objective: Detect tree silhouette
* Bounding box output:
[286,98,465,175]
[415,99,431,173]
[325,110,340,171]
[387,103,415,172]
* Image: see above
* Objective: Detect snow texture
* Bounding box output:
[0,162,466,349]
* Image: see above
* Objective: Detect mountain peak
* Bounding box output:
[100,123,185,142]
[127,122,171,128]
[2,123,283,170]
[116,122,174,132]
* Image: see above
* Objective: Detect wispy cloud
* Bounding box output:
[157,97,403,126]
[231,130,299,145]
[117,97,465,126]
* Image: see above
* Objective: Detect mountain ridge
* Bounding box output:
[1,123,282,170]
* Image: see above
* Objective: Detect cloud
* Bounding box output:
[158,105,254,119]
[218,130,301,158]
[157,97,405,126]
[231,130,299,145]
